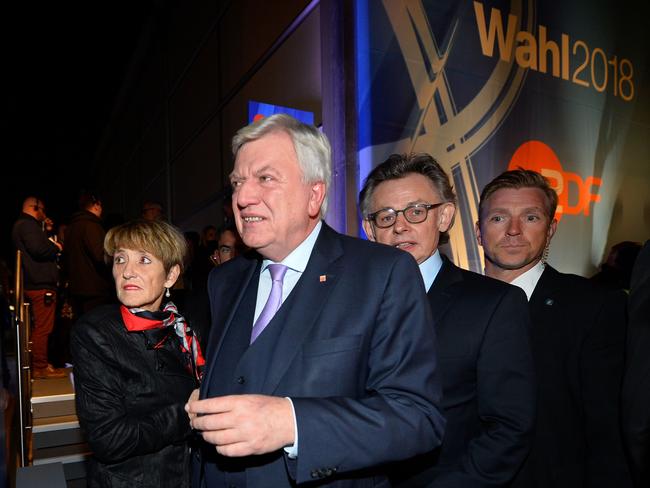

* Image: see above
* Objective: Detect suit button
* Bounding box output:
[236,376,245,384]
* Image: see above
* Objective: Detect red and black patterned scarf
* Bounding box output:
[120,301,205,381]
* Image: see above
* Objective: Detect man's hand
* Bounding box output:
[186,388,200,421]
[185,394,295,457]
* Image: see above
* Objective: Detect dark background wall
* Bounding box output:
[90,0,323,232]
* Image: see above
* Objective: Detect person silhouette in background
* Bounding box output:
[12,196,65,378]
[141,200,165,221]
[209,226,245,267]
[65,192,114,323]
[591,241,642,292]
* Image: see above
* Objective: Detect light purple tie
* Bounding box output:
[250,264,288,344]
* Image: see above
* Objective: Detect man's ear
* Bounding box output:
[307,182,326,218]
[437,203,456,233]
[475,221,482,247]
[362,219,376,242]
[547,218,557,243]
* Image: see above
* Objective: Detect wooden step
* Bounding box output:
[29,368,88,485]
[33,415,84,449]
[62,459,88,486]
[33,443,90,486]
[33,442,91,465]
[16,463,67,488]
[31,369,76,418]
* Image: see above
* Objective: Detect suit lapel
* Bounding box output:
[527,266,564,345]
[427,257,463,323]
[261,224,345,394]
[529,265,560,310]
[201,258,259,396]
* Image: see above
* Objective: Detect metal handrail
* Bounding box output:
[13,250,31,467]
[14,250,22,323]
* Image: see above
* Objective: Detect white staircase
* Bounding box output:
[11,252,90,487]
[29,370,89,488]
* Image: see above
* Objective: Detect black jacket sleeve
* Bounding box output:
[18,219,59,261]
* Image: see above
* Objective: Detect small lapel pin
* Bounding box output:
[319,275,327,282]
[544,298,554,306]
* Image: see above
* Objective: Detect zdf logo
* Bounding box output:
[507,140,602,221]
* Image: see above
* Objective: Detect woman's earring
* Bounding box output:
[165,287,171,298]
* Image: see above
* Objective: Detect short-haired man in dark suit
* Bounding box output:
[476,169,631,487]
[186,115,445,487]
[359,153,535,487]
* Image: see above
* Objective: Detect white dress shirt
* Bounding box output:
[418,250,443,293]
[253,221,322,324]
[510,260,545,301]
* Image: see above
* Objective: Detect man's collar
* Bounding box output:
[510,260,545,300]
[21,212,39,222]
[418,250,443,292]
[262,221,322,272]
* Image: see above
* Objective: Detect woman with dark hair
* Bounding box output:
[71,219,203,487]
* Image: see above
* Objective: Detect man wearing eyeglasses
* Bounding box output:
[12,196,65,379]
[210,227,245,266]
[359,154,535,487]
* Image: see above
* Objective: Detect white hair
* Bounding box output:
[232,114,331,217]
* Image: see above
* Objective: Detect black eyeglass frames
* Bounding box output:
[366,202,447,228]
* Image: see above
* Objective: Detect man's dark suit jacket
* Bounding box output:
[392,257,535,488]
[622,240,650,487]
[194,223,446,487]
[512,265,631,488]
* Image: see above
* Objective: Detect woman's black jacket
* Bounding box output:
[71,305,198,487]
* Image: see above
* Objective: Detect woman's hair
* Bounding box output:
[104,219,187,273]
